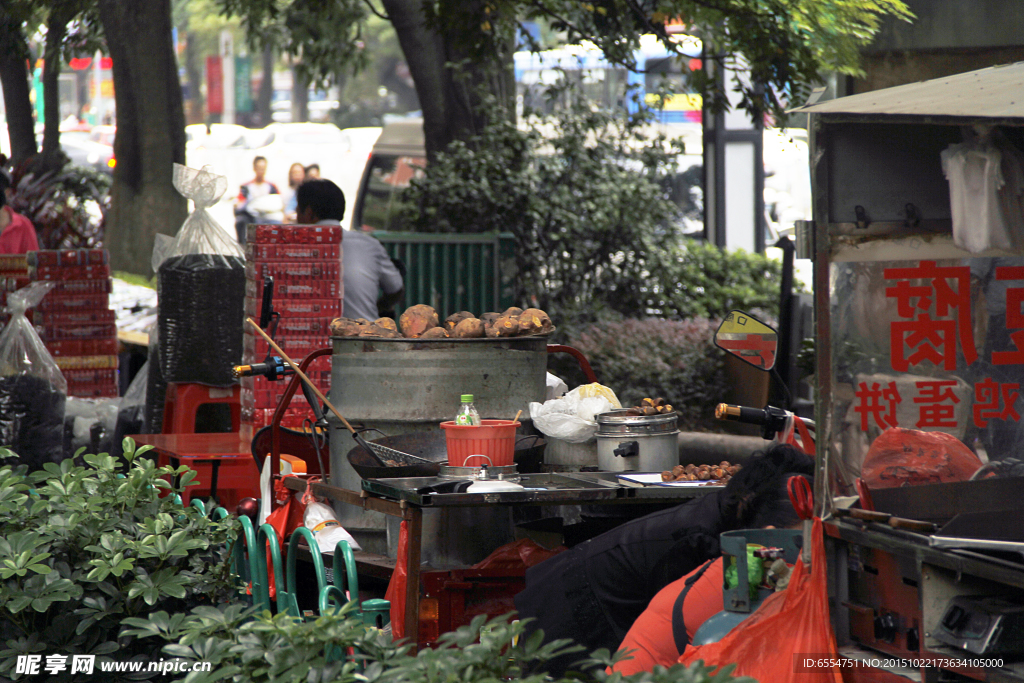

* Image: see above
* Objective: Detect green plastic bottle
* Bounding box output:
[455,394,481,425]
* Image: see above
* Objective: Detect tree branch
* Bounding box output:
[362,0,390,20]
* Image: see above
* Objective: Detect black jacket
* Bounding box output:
[513,491,728,675]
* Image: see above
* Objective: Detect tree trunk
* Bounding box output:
[380,0,448,158]
[0,21,37,166]
[380,0,514,159]
[41,10,69,162]
[96,0,187,275]
[291,66,308,123]
[256,43,273,127]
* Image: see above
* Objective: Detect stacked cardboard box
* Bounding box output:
[1,250,118,398]
[241,225,342,434]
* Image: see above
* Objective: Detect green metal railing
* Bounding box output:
[372,232,516,318]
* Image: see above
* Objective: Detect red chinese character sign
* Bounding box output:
[841,257,1024,459]
[885,261,976,371]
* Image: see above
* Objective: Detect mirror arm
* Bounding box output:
[770,366,793,411]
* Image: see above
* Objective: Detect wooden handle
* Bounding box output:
[835,508,891,523]
[889,517,938,534]
[245,318,357,435]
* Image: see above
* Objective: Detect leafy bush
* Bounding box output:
[9,160,110,249]
[129,606,753,683]
[568,318,728,432]
[0,440,239,680]
[401,84,787,330]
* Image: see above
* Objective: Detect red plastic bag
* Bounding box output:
[385,520,409,640]
[861,427,981,489]
[263,480,306,600]
[677,518,842,683]
[471,538,565,571]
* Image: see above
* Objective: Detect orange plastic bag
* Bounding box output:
[385,520,409,640]
[678,518,842,683]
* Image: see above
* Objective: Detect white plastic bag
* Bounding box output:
[304,500,361,554]
[529,383,621,443]
[545,372,569,400]
[152,164,240,271]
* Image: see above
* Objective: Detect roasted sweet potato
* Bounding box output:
[330,317,364,337]
[375,317,398,332]
[493,315,520,337]
[444,311,474,331]
[661,471,674,482]
[399,304,440,338]
[480,312,501,326]
[453,317,485,338]
[420,326,450,339]
[359,324,401,338]
[503,307,524,318]
[518,308,553,335]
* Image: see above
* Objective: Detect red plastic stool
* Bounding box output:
[162,383,241,434]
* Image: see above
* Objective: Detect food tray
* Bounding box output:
[617,472,724,487]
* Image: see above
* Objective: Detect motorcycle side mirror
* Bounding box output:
[714,310,778,371]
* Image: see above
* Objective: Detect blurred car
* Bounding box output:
[88,125,116,147]
[60,131,115,175]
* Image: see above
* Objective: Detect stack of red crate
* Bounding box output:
[241,225,343,435]
[3,250,118,398]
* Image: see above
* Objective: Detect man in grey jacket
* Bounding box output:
[296,179,404,320]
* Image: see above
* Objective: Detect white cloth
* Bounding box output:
[942,141,1023,253]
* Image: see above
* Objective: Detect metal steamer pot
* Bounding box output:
[596,410,680,472]
[328,335,548,551]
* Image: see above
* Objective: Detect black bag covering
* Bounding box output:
[155,164,245,387]
[158,253,245,386]
[0,282,66,469]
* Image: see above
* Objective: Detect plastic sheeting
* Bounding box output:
[0,282,66,468]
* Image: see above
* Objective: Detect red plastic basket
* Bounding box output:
[440,419,520,467]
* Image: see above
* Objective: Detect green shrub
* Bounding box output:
[9,161,110,249]
[568,318,728,431]
[401,83,788,331]
[0,440,239,680]
[128,606,754,683]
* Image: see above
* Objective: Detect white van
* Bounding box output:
[351,120,426,231]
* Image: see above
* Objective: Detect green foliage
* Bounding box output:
[133,607,754,683]
[0,440,239,681]
[403,84,691,321]
[215,0,367,89]
[402,84,786,330]
[568,318,729,431]
[643,239,786,320]
[515,0,913,121]
[8,162,111,249]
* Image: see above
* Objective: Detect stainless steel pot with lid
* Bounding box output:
[596,409,679,472]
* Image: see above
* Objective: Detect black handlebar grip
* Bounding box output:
[714,403,768,425]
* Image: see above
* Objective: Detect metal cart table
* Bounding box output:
[284,471,721,647]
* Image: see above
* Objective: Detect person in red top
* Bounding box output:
[0,172,39,254]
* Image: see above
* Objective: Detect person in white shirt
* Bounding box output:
[296,179,404,321]
[235,156,282,242]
